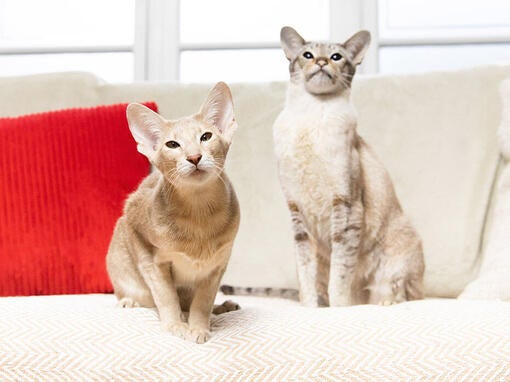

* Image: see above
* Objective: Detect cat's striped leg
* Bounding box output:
[328,195,363,306]
[288,202,320,307]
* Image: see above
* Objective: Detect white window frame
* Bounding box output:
[0,2,134,77]
[134,0,379,82]
[4,0,506,82]
[377,0,510,51]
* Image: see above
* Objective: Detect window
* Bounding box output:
[0,0,135,82]
[2,0,510,82]
[378,0,510,74]
[178,0,330,83]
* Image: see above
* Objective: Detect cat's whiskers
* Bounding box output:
[209,162,229,191]
[164,168,184,190]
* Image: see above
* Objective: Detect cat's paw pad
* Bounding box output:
[188,327,211,344]
[162,321,190,339]
[118,297,140,308]
[213,300,241,314]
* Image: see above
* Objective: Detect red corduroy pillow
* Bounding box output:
[0,102,156,296]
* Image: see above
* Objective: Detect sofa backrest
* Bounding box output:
[2,65,510,297]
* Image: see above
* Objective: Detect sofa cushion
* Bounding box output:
[0,103,154,296]
[0,72,101,117]
[3,66,510,297]
[460,78,510,301]
[0,294,509,379]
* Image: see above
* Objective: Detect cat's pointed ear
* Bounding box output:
[126,103,163,159]
[280,26,306,61]
[343,30,371,66]
[199,82,237,142]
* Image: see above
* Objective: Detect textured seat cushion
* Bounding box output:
[0,103,154,296]
[460,78,510,301]
[0,294,509,380]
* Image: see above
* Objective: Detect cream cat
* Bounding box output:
[274,26,424,307]
[106,82,240,344]
[223,27,424,307]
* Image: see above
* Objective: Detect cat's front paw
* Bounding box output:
[118,297,140,308]
[162,321,190,340]
[188,327,211,344]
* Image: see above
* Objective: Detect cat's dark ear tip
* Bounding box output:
[357,30,372,43]
[361,30,371,38]
[280,26,296,39]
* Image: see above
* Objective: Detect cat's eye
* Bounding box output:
[200,132,213,142]
[165,140,180,149]
[303,51,314,59]
[330,53,342,61]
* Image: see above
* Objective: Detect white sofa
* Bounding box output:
[1,66,510,380]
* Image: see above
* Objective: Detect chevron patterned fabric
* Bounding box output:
[1,294,509,380]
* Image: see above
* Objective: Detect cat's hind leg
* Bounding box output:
[368,248,423,305]
[369,215,425,305]
[212,300,241,315]
[106,220,155,309]
[175,288,239,317]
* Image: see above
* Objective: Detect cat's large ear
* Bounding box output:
[199,82,237,142]
[280,26,306,61]
[343,30,371,66]
[126,103,163,159]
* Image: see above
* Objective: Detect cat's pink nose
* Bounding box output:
[316,58,328,67]
[186,154,202,166]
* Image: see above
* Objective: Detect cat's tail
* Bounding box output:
[220,285,299,301]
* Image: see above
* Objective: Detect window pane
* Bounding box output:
[180,49,288,83]
[180,0,329,44]
[0,53,134,83]
[0,0,135,47]
[379,44,510,74]
[380,0,510,30]
[379,0,510,42]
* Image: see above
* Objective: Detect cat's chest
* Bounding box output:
[153,209,236,285]
[273,105,355,234]
[274,112,352,195]
[282,130,338,221]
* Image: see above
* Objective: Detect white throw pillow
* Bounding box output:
[459,78,510,301]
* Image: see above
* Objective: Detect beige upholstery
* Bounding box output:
[2,65,510,297]
[460,78,510,300]
[1,294,509,380]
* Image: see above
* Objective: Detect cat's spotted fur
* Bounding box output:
[223,27,424,307]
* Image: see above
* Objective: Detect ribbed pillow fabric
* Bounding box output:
[0,103,155,296]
